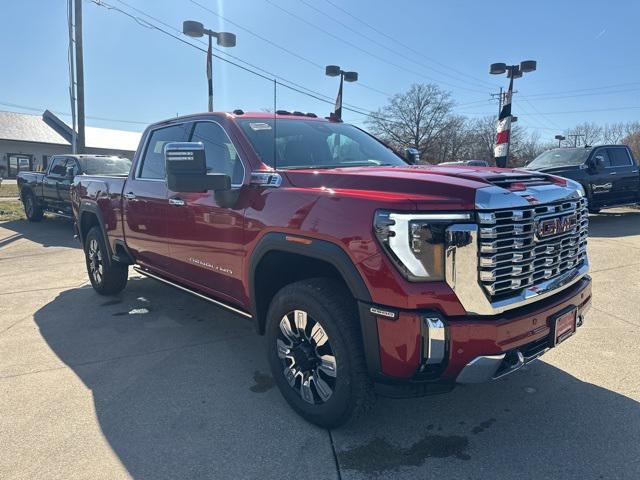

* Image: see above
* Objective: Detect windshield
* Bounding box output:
[526,149,591,169]
[237,119,406,169]
[83,157,132,176]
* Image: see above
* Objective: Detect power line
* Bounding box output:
[0,100,150,125]
[263,0,489,94]
[187,0,392,97]
[296,0,491,91]
[322,0,495,89]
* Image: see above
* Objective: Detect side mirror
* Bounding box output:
[592,155,606,172]
[405,147,420,164]
[164,142,231,193]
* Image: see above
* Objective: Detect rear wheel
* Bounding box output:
[266,278,375,428]
[22,191,43,222]
[84,226,128,295]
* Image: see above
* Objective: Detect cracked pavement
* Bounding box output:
[1,208,639,479]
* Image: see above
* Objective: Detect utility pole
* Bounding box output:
[67,0,77,153]
[74,0,85,153]
[490,87,503,117]
[567,134,585,147]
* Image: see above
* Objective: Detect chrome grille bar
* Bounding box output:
[477,197,588,300]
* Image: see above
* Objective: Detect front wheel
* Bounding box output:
[84,226,128,295]
[266,278,375,428]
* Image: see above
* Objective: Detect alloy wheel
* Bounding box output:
[276,310,337,404]
[88,238,104,285]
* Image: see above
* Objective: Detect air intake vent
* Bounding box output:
[487,174,553,190]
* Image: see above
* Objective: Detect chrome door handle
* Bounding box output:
[168,198,185,206]
[609,172,617,175]
[124,192,136,200]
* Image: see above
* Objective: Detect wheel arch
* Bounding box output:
[248,233,371,334]
[77,202,114,264]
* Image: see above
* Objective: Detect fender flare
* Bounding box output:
[248,232,372,331]
[77,201,114,264]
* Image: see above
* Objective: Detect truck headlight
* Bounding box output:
[374,211,472,281]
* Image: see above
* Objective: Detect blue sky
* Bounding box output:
[1,0,639,141]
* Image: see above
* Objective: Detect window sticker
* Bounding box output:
[249,122,272,131]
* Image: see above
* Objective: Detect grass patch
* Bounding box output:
[0,183,19,198]
[0,200,26,221]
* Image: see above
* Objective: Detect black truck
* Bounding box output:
[526,145,640,213]
[17,155,131,221]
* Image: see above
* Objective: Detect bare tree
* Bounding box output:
[622,122,640,160]
[565,122,603,146]
[602,122,626,144]
[366,84,454,162]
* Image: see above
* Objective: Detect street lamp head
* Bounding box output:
[325,65,341,77]
[490,62,507,75]
[520,60,537,73]
[555,134,566,141]
[343,71,358,82]
[183,20,204,38]
[216,32,236,47]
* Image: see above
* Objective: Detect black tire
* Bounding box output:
[84,226,128,295]
[22,190,43,222]
[266,278,375,428]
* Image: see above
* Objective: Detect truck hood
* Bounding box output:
[524,165,580,176]
[283,165,558,210]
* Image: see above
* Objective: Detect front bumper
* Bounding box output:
[359,275,592,396]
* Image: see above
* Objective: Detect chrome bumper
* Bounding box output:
[444,223,589,316]
[456,308,590,384]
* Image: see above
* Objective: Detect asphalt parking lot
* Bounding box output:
[1,209,639,480]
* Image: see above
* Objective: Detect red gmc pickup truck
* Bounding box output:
[72,111,592,427]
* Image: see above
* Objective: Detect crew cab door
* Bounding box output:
[165,120,248,304]
[123,123,190,271]
[587,147,617,207]
[57,158,79,214]
[42,157,68,208]
[606,146,640,204]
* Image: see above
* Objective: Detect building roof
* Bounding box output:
[0,110,69,145]
[0,110,142,152]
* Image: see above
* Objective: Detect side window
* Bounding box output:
[139,124,190,179]
[191,122,243,185]
[593,148,611,168]
[49,158,68,176]
[608,148,632,167]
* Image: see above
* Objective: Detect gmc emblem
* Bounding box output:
[536,214,578,239]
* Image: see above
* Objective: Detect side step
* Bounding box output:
[132,266,252,319]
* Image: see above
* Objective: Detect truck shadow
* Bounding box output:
[588,208,640,238]
[0,217,77,250]
[32,279,640,479]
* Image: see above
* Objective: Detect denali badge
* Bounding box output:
[536,214,578,239]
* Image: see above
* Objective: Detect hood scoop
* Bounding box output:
[486,174,554,191]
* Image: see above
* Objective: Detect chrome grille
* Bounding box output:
[477,198,588,299]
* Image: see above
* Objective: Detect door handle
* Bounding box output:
[609,172,617,175]
[168,197,186,206]
[124,192,137,200]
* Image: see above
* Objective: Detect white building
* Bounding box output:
[0,110,141,178]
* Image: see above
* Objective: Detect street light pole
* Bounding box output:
[183,21,236,112]
[490,60,537,168]
[325,65,358,121]
[555,134,566,148]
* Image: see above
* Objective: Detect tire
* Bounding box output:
[22,190,43,222]
[266,278,375,428]
[84,226,128,295]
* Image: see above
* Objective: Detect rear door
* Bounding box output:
[165,120,248,304]
[123,123,191,271]
[607,147,640,204]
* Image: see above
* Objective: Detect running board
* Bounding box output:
[133,266,252,319]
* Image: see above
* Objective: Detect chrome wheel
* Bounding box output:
[88,238,104,285]
[277,310,337,405]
